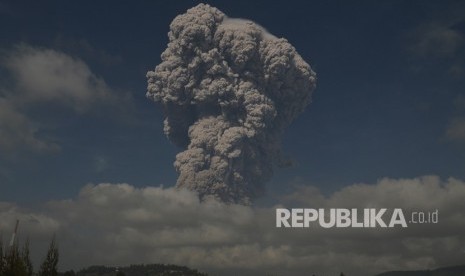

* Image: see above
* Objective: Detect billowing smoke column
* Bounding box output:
[147,4,316,204]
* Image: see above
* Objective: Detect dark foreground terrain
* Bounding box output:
[57,263,465,276]
[60,264,207,276]
[376,264,465,276]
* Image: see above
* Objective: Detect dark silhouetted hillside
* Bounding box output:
[70,263,207,276]
[376,264,465,276]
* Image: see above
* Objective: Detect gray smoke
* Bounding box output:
[146,4,316,204]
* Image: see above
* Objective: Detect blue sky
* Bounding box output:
[1,0,464,205]
[1,1,465,275]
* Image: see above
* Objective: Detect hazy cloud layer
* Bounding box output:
[0,98,58,152]
[407,3,465,77]
[1,176,464,276]
[409,23,463,59]
[445,94,465,144]
[0,45,131,153]
[446,117,465,142]
[3,44,122,111]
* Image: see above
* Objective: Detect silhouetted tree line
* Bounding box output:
[0,235,58,276]
[2,235,350,276]
[1,233,207,276]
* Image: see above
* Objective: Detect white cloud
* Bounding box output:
[0,44,132,153]
[1,176,464,276]
[3,45,121,112]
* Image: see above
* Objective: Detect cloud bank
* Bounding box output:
[1,176,464,276]
[0,45,130,153]
[146,4,316,204]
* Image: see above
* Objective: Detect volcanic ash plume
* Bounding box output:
[147,4,316,204]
